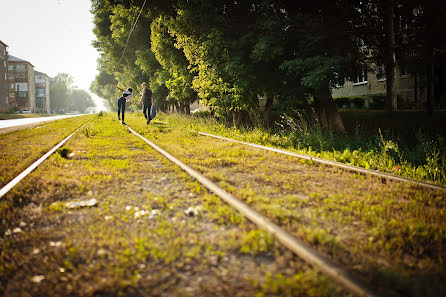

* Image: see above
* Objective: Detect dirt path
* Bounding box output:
[0,115,346,296]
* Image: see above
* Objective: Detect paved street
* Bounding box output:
[0,115,82,130]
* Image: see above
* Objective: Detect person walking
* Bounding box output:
[139,82,153,124]
[117,85,133,125]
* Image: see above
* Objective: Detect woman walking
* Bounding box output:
[117,85,133,125]
[139,82,153,124]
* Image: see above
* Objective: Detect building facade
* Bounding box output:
[34,71,50,113]
[332,63,422,109]
[0,41,8,111]
[7,55,35,112]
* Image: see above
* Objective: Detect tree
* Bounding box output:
[50,73,95,113]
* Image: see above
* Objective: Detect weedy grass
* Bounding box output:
[0,113,347,297]
[124,112,446,297]
[0,114,94,188]
[157,112,446,186]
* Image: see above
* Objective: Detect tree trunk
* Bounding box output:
[314,85,346,134]
[313,94,327,130]
[264,95,273,127]
[173,102,180,113]
[423,3,435,114]
[179,103,186,114]
[424,55,435,114]
[384,0,397,112]
[185,103,190,115]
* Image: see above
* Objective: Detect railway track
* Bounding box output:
[0,116,93,199]
[194,131,446,192]
[1,114,444,296]
[127,125,380,297]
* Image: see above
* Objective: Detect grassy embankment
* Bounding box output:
[0,114,94,189]
[166,111,446,186]
[124,111,446,297]
[0,113,346,297]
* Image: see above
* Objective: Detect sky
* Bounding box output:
[0,0,108,110]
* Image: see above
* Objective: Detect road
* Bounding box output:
[0,114,83,132]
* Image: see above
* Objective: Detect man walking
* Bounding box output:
[139,82,153,124]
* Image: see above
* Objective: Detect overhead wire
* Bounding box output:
[117,0,148,67]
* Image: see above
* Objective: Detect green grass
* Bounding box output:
[0,114,94,189]
[123,111,446,297]
[0,113,346,297]
[156,112,446,186]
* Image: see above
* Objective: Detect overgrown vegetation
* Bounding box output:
[124,112,446,297]
[157,112,446,186]
[0,113,346,297]
[0,115,94,188]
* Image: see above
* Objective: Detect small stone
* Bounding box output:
[134,210,149,219]
[68,152,75,158]
[97,248,107,256]
[19,221,27,227]
[87,190,93,196]
[65,198,97,209]
[4,229,11,236]
[50,241,62,247]
[104,216,112,220]
[188,193,194,197]
[138,263,146,269]
[184,206,202,217]
[33,248,40,255]
[31,275,45,283]
[125,206,132,211]
[59,267,65,273]
[13,227,22,233]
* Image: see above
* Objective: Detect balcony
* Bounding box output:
[16,91,28,98]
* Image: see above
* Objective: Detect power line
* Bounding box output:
[118,0,148,66]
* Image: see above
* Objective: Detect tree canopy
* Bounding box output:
[90,0,446,131]
[50,73,95,113]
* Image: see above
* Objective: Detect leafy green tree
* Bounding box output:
[50,73,95,113]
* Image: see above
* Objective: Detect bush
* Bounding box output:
[333,96,366,109]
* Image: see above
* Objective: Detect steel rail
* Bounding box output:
[0,116,94,199]
[127,125,381,297]
[196,131,446,191]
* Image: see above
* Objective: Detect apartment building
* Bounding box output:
[7,55,35,112]
[0,41,8,111]
[34,71,50,113]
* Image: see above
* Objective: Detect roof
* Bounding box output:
[34,70,48,77]
[0,40,7,48]
[8,55,34,67]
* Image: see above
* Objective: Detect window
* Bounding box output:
[16,82,28,92]
[5,96,8,105]
[10,83,14,89]
[36,97,44,108]
[36,88,45,97]
[8,73,14,79]
[9,92,15,98]
[17,98,27,107]
[8,65,13,70]
[15,73,26,79]
[17,91,28,98]
[353,67,368,85]
[376,64,385,81]
[16,64,25,70]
